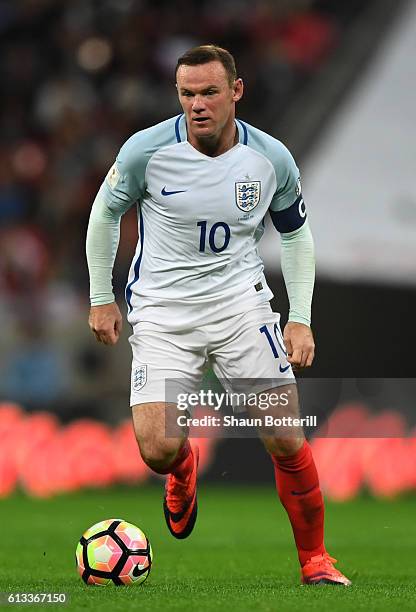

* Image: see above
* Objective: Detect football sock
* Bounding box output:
[271,440,326,566]
[155,439,193,478]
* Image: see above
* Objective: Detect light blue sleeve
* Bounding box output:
[244,121,313,324]
[85,135,150,305]
[280,220,315,325]
[243,122,301,213]
[99,130,152,212]
[86,116,180,305]
[268,144,301,213]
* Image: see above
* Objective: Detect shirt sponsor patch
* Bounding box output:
[107,163,121,189]
[295,177,302,197]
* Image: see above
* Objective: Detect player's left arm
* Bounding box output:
[279,222,315,369]
[268,146,315,369]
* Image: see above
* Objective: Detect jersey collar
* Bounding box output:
[175,114,247,146]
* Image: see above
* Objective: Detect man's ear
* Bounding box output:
[233,78,244,102]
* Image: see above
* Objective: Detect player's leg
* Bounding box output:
[129,325,205,539]
[250,382,304,457]
[246,384,349,584]
[209,304,351,584]
[132,401,187,473]
[132,401,199,539]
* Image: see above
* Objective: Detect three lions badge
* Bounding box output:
[132,365,147,391]
[235,181,261,212]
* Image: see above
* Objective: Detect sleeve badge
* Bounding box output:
[107,163,121,189]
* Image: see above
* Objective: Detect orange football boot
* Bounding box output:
[301,553,352,586]
[163,445,199,539]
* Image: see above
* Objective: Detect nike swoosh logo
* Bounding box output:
[279,364,291,373]
[165,491,195,523]
[161,187,187,196]
[291,484,316,496]
[132,563,149,578]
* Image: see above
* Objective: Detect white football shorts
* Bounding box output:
[129,302,295,408]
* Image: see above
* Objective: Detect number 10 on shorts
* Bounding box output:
[259,323,291,373]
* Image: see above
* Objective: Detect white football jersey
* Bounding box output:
[97,115,306,328]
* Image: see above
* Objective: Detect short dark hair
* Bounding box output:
[175,44,237,86]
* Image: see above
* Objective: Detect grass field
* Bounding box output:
[0,485,415,611]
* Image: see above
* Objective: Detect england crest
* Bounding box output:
[235,181,261,212]
[132,365,147,391]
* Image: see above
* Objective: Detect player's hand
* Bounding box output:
[88,302,123,345]
[283,322,315,370]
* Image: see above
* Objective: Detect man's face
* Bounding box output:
[176,61,243,142]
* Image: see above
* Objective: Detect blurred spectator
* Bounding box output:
[0,317,69,410]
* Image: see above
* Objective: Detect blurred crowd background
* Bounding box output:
[0,0,414,441]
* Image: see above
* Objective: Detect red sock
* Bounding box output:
[155,440,193,479]
[271,441,326,566]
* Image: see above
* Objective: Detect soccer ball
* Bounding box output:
[76,518,153,586]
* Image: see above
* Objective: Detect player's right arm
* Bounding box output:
[88,302,123,346]
[86,140,144,345]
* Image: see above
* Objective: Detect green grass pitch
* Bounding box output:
[0,485,415,611]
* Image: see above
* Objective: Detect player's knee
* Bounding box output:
[132,402,185,471]
[264,436,304,457]
[139,438,182,472]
